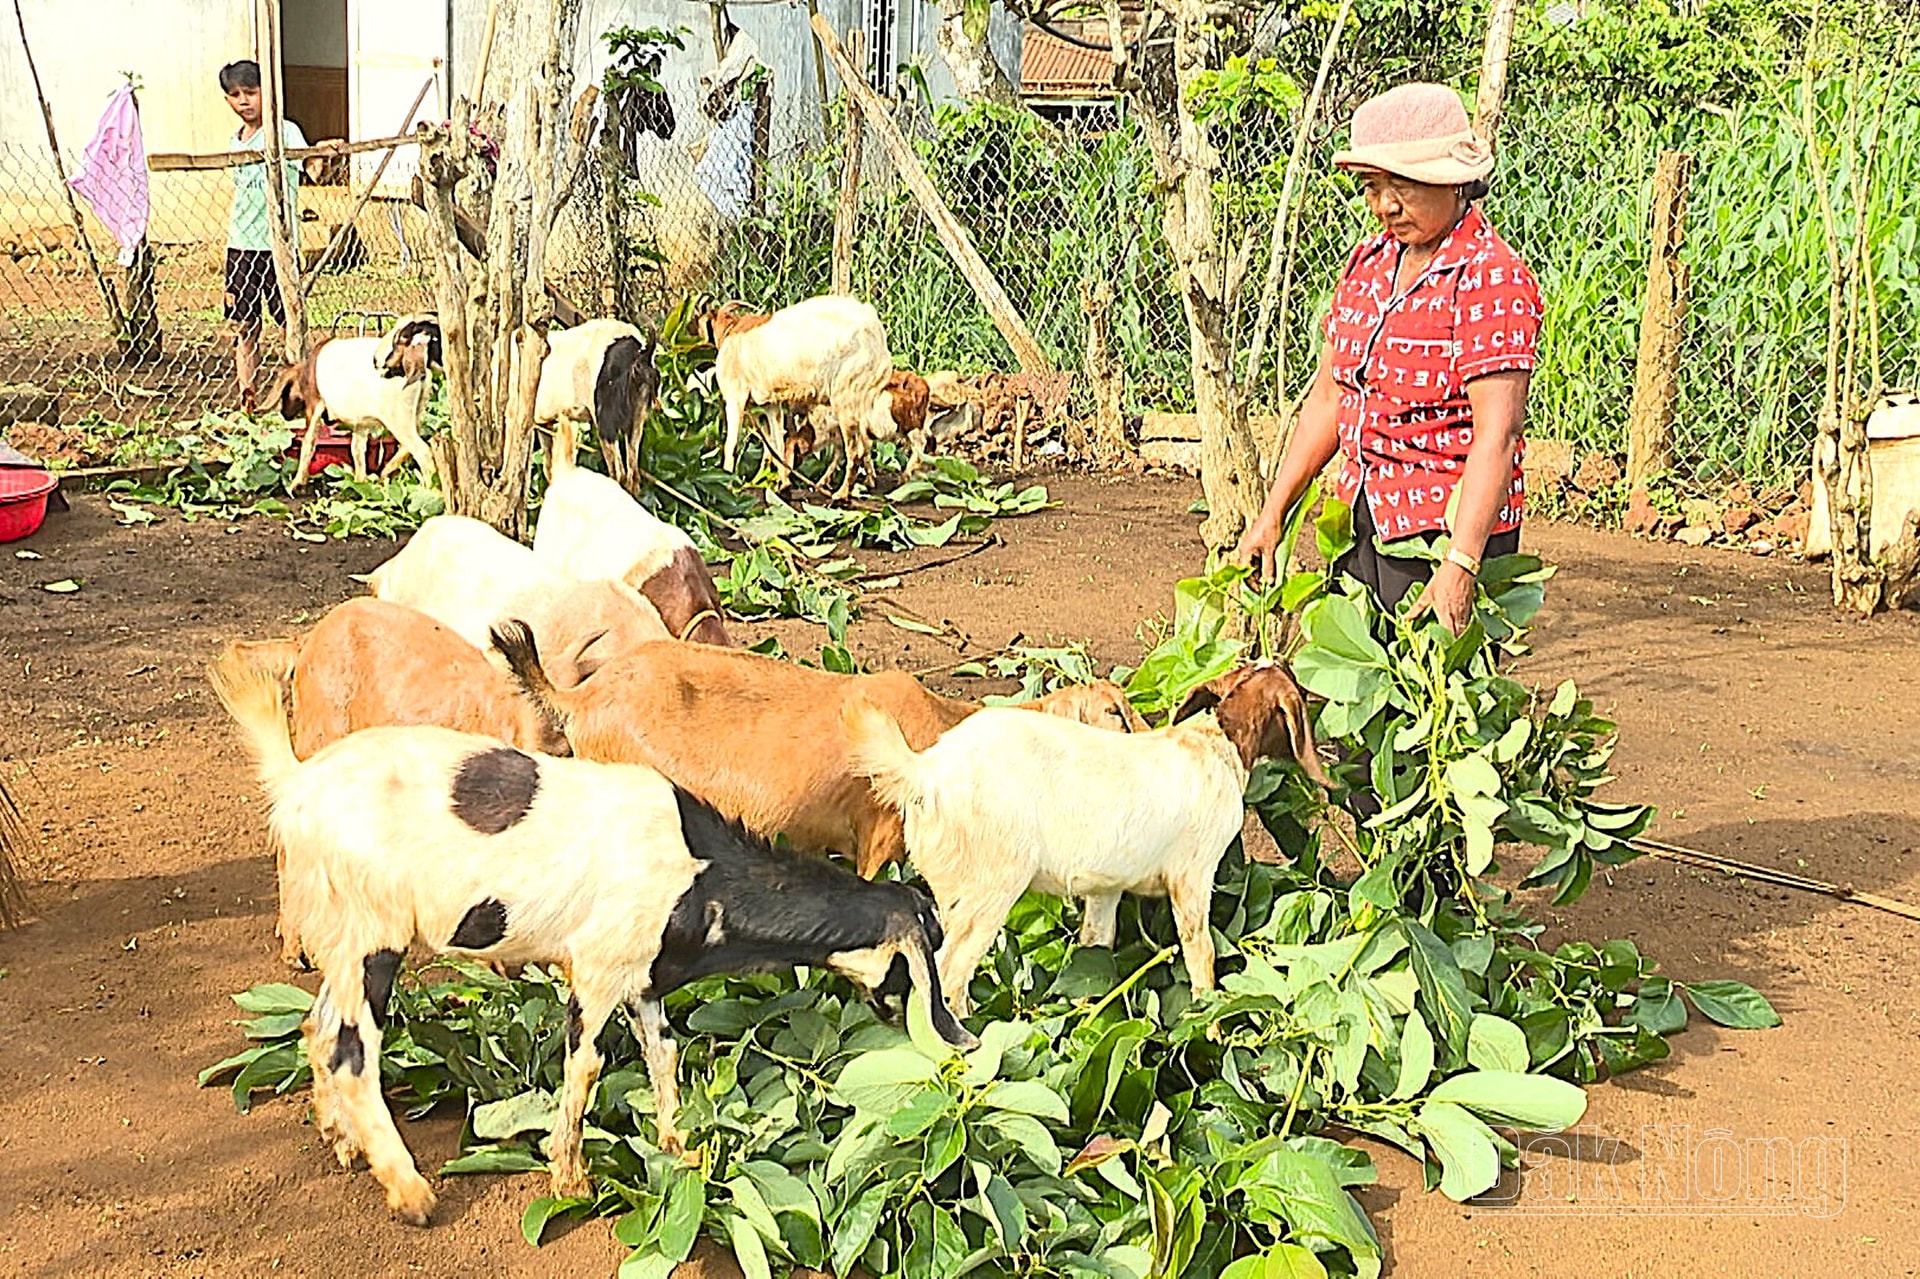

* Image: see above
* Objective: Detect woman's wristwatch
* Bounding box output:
[1445,547,1481,577]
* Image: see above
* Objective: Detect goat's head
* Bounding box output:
[1034,680,1150,734]
[1171,661,1331,785]
[834,881,974,1050]
[261,355,316,421]
[696,300,769,348]
[885,370,931,438]
[378,314,443,384]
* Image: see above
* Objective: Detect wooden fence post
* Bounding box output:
[831,29,865,296]
[1626,149,1694,489]
[255,0,309,363]
[1473,0,1520,144]
[810,12,1054,374]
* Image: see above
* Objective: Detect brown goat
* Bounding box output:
[217,598,568,762]
[492,632,1148,878]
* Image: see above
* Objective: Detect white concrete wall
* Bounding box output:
[0,0,255,158]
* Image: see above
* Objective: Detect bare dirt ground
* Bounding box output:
[2,470,1916,1279]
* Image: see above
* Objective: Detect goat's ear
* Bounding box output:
[399,335,432,384]
[1171,664,1254,725]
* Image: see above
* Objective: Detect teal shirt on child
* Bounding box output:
[228,119,306,252]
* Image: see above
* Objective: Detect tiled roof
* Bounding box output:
[1019,26,1117,97]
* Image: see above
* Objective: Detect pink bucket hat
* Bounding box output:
[1332,83,1494,185]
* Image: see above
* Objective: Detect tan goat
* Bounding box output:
[492,631,1148,878]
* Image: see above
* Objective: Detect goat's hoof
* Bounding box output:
[386,1176,436,1226]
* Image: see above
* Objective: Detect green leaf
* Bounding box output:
[521,1195,590,1247]
[922,1114,966,1180]
[1679,980,1782,1029]
[831,1184,889,1277]
[980,1172,1027,1250]
[1413,1101,1503,1200]
[834,1048,941,1111]
[1467,1014,1530,1072]
[1392,1010,1435,1100]
[1444,753,1500,798]
[886,613,945,635]
[980,1110,1063,1175]
[472,1089,557,1141]
[1240,1244,1331,1279]
[725,1211,773,1279]
[1428,1070,1588,1130]
[658,1169,706,1262]
[1549,679,1578,717]
[1237,1148,1380,1278]
[1405,921,1474,1061]
[983,1079,1070,1123]
[885,1086,952,1138]
[232,983,315,1015]
[439,1144,546,1175]
[618,1250,678,1279]
[1625,977,1688,1035]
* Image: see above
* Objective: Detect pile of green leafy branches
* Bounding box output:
[102,414,446,541]
[205,495,1777,1278]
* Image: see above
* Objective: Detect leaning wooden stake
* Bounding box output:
[810,13,1054,374]
[1625,150,1694,490]
[831,29,866,297]
[11,0,128,343]
[299,77,436,299]
[255,0,309,363]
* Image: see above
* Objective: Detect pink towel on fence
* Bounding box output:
[67,84,149,266]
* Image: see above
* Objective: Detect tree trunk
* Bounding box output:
[1162,0,1263,549]
[935,0,1019,106]
[1082,278,1127,462]
[1625,150,1693,490]
[418,0,583,538]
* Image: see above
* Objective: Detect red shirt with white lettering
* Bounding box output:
[1323,203,1541,541]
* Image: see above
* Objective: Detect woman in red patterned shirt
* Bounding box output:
[1236,83,1541,634]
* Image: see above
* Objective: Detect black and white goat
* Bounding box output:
[533,318,660,492]
[209,649,968,1226]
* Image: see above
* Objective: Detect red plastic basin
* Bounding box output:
[286,422,399,477]
[0,467,56,542]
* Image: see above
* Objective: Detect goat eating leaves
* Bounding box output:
[209,649,969,1226]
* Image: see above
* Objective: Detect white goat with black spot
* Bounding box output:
[208,647,969,1226]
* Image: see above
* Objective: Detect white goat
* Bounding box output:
[714,294,895,499]
[532,422,731,645]
[845,663,1330,1015]
[209,653,970,1225]
[368,513,670,686]
[268,314,442,492]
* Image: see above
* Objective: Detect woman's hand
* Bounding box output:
[1408,560,1477,634]
[1233,514,1286,584]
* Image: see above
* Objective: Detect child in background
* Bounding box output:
[219,59,305,413]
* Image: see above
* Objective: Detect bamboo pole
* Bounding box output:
[831,29,866,296]
[10,0,129,341]
[148,132,417,171]
[255,0,309,363]
[1625,150,1693,489]
[298,78,436,299]
[1473,0,1521,144]
[810,13,1053,374]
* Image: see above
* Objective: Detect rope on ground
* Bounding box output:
[1629,834,1920,921]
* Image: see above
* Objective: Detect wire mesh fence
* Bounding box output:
[1,30,1916,491]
